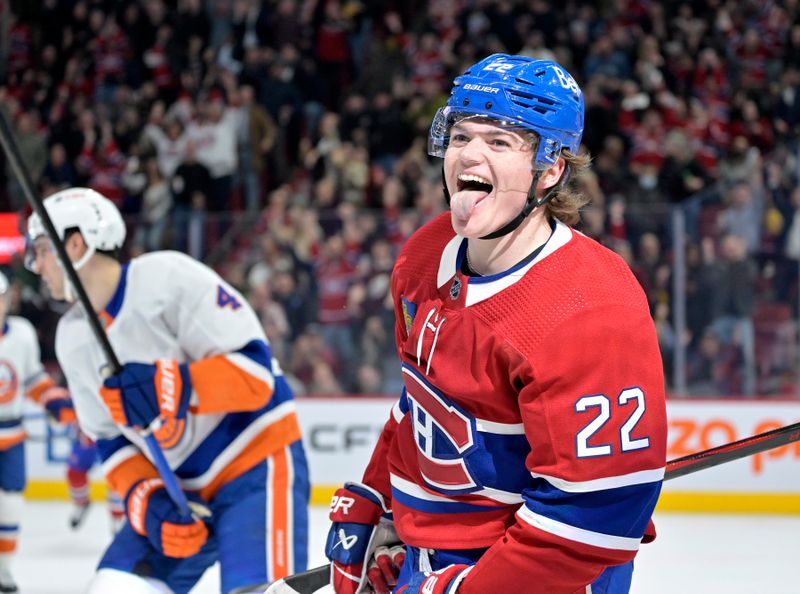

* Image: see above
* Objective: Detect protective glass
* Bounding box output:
[428,107,537,159]
[24,236,54,272]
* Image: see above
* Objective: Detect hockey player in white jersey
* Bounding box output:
[26,187,310,594]
[0,270,73,593]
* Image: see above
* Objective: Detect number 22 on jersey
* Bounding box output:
[575,387,650,458]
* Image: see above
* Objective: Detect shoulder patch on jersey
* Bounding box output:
[401,296,416,335]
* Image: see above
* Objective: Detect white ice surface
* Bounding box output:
[12,502,800,593]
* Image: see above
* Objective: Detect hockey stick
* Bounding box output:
[266,418,800,594]
[0,110,194,518]
[663,419,800,480]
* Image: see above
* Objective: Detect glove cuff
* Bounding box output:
[154,359,192,419]
[126,477,164,536]
[330,486,384,524]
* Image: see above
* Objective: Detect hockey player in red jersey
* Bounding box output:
[325,54,667,594]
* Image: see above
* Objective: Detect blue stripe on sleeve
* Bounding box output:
[236,339,273,369]
[522,478,662,539]
[391,485,507,515]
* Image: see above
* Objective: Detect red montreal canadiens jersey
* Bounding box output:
[361,213,667,593]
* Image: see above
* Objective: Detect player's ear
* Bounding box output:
[65,231,88,260]
[537,157,567,191]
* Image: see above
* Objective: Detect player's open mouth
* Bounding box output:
[452,173,494,221]
[457,174,494,196]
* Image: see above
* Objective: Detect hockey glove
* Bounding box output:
[126,478,208,558]
[367,544,406,594]
[100,360,191,430]
[325,482,399,594]
[41,386,76,424]
[400,565,473,594]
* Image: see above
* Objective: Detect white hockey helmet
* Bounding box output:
[26,187,126,252]
[26,188,126,302]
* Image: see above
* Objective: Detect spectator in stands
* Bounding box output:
[706,234,758,395]
[686,327,741,396]
[186,91,238,214]
[41,143,78,192]
[718,180,764,255]
[313,233,357,364]
[235,84,277,211]
[132,157,172,252]
[658,129,709,202]
[144,107,187,181]
[6,110,47,210]
[170,140,211,258]
[272,270,314,342]
[248,276,291,362]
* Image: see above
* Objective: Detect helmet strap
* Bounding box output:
[480,163,572,240]
[60,245,95,303]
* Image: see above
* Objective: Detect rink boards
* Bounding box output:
[22,397,800,513]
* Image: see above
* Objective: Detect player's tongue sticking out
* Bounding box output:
[452,174,493,221]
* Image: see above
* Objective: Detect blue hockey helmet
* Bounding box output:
[429,54,584,168]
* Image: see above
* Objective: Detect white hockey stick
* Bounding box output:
[266,418,800,594]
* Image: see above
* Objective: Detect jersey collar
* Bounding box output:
[101,263,130,327]
[436,220,573,307]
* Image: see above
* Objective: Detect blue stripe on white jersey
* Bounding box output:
[522,477,661,539]
[96,435,131,463]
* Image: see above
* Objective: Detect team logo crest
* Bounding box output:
[0,361,18,404]
[401,296,417,335]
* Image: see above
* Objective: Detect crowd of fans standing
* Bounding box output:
[3,0,800,398]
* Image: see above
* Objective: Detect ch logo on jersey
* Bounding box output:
[0,361,19,404]
[402,365,479,493]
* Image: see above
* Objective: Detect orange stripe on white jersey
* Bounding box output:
[0,432,25,450]
[102,446,161,500]
[267,447,292,580]
[188,354,275,414]
[194,404,302,500]
[0,539,16,553]
[25,376,55,404]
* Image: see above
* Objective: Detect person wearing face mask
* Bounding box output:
[324,54,667,594]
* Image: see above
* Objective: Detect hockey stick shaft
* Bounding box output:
[0,110,191,518]
[664,419,800,479]
[269,417,800,593]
